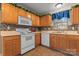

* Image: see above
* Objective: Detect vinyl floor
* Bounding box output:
[23,46,66,56]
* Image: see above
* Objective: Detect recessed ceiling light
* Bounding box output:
[55,3,63,8]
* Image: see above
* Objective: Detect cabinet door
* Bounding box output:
[3,36,21,56]
[57,34,63,50]
[71,7,79,25]
[32,14,36,26]
[3,37,13,56]
[35,15,40,26]
[50,34,57,49]
[17,7,32,19]
[17,8,26,17]
[2,3,18,24]
[12,36,21,56]
[63,35,77,55]
[40,15,52,26]
[45,15,52,26]
[69,36,78,55]
[40,17,43,26]
[32,14,40,26]
[35,33,41,47]
[40,16,46,26]
[76,39,79,55]
[0,13,2,23]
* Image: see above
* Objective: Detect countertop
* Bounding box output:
[41,31,79,35]
[32,31,41,33]
[0,31,20,36]
[1,30,79,36]
[32,31,79,35]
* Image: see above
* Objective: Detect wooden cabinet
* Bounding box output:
[0,13,2,23]
[57,34,63,50]
[35,15,40,26]
[32,14,40,26]
[35,33,41,47]
[40,15,52,26]
[1,3,52,26]
[2,3,18,24]
[50,34,79,55]
[3,35,21,56]
[17,8,32,19]
[1,3,32,25]
[60,35,71,52]
[17,7,26,18]
[50,34,57,49]
[50,34,63,49]
[71,7,79,25]
[76,40,79,55]
[65,35,79,55]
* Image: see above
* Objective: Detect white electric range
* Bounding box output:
[16,28,35,54]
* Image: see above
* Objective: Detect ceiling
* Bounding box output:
[18,3,78,15]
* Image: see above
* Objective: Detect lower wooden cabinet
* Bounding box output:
[35,33,41,47]
[65,35,79,55]
[50,34,63,50]
[3,35,21,56]
[50,34,79,55]
[76,41,79,55]
[50,34,57,49]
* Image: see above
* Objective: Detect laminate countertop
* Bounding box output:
[32,31,79,35]
[1,31,79,36]
[0,31,20,36]
[41,31,79,35]
[32,32,41,33]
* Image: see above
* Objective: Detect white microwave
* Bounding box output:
[18,16,32,26]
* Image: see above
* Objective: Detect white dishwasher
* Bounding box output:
[41,32,50,47]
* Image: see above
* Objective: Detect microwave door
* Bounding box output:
[18,16,32,26]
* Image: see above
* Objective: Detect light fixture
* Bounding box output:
[55,3,63,8]
[28,15,31,18]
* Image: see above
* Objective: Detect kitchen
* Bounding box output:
[0,3,79,56]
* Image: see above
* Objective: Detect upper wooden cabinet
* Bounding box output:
[71,7,79,25]
[17,8,32,19]
[17,7,26,18]
[1,3,32,25]
[2,3,18,24]
[40,15,52,26]
[1,3,52,26]
[32,14,40,26]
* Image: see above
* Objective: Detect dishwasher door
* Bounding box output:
[41,32,50,47]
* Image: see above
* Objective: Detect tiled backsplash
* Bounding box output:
[0,23,78,31]
[0,24,41,32]
[0,24,16,31]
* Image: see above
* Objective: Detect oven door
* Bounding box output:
[21,35,35,54]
